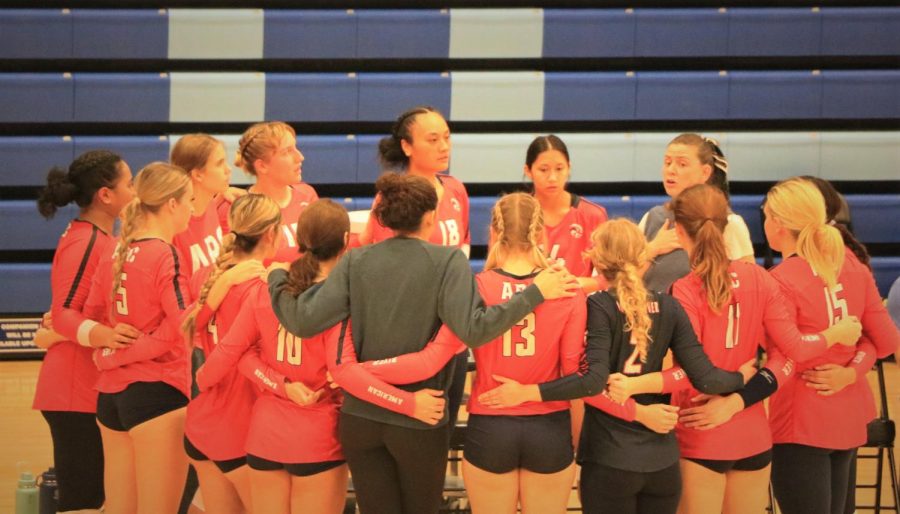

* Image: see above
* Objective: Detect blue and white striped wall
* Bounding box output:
[2,70,899,123]
[2,8,898,59]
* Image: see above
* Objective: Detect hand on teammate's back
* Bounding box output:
[822,316,862,347]
[223,259,267,285]
[412,389,446,426]
[533,267,580,300]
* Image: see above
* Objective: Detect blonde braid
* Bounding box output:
[617,263,652,362]
[181,232,236,339]
[484,201,506,270]
[526,197,550,269]
[110,198,142,312]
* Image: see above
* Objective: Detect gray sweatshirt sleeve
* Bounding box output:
[437,250,544,347]
[268,254,351,338]
[667,297,744,394]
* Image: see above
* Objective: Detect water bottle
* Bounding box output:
[15,471,39,514]
[38,468,58,514]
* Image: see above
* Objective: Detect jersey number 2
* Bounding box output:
[502,313,536,357]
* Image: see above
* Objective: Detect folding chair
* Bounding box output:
[854,360,900,513]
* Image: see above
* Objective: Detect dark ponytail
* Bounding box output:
[37,150,123,219]
[372,172,437,235]
[377,106,442,170]
[284,199,350,295]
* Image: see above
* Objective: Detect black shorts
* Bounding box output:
[96,381,188,432]
[183,436,246,474]
[686,449,772,474]
[246,454,345,477]
[464,411,574,474]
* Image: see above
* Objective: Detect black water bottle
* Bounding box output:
[37,468,57,514]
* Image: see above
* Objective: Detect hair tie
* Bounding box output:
[828,219,836,226]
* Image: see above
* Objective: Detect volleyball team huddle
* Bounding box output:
[31,105,899,514]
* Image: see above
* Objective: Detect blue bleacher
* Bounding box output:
[358,73,452,121]
[0,264,52,314]
[2,8,900,59]
[635,72,729,120]
[543,72,636,121]
[73,136,169,172]
[728,71,822,119]
[2,71,899,122]
[542,9,635,58]
[73,9,167,59]
[357,10,450,59]
[265,73,358,122]
[634,9,729,57]
[74,73,170,122]
[297,135,358,185]
[264,10,356,59]
[0,136,73,187]
[1,201,76,251]
[727,8,821,57]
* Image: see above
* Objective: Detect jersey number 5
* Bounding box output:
[276,325,302,365]
[502,313,536,357]
[824,283,849,326]
[115,273,128,315]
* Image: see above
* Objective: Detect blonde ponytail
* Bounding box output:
[181,193,280,338]
[767,178,845,288]
[589,219,653,361]
[181,232,236,338]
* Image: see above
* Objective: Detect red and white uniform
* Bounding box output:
[218,185,318,264]
[173,202,225,279]
[197,282,342,464]
[368,174,470,253]
[34,220,112,413]
[59,238,193,398]
[767,252,899,450]
[664,261,833,460]
[543,195,607,279]
[466,269,586,416]
[182,268,264,461]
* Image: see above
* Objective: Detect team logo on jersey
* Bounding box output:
[569,223,584,239]
[450,198,461,212]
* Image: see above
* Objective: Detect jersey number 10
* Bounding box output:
[276,325,302,365]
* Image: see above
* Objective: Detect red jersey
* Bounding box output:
[34,220,112,413]
[182,267,262,461]
[543,195,608,278]
[218,185,319,264]
[173,203,224,279]
[466,269,586,416]
[86,239,193,397]
[768,252,899,449]
[368,174,470,252]
[667,261,832,460]
[197,282,342,464]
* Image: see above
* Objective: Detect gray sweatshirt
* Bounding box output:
[268,236,544,429]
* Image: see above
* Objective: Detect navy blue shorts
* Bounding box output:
[183,436,246,474]
[686,449,772,474]
[96,381,188,432]
[464,410,574,474]
[246,454,345,477]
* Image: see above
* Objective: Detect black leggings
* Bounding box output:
[339,412,451,514]
[580,461,681,514]
[771,443,856,514]
[447,350,469,428]
[41,411,105,511]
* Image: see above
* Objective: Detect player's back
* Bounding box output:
[468,269,586,416]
